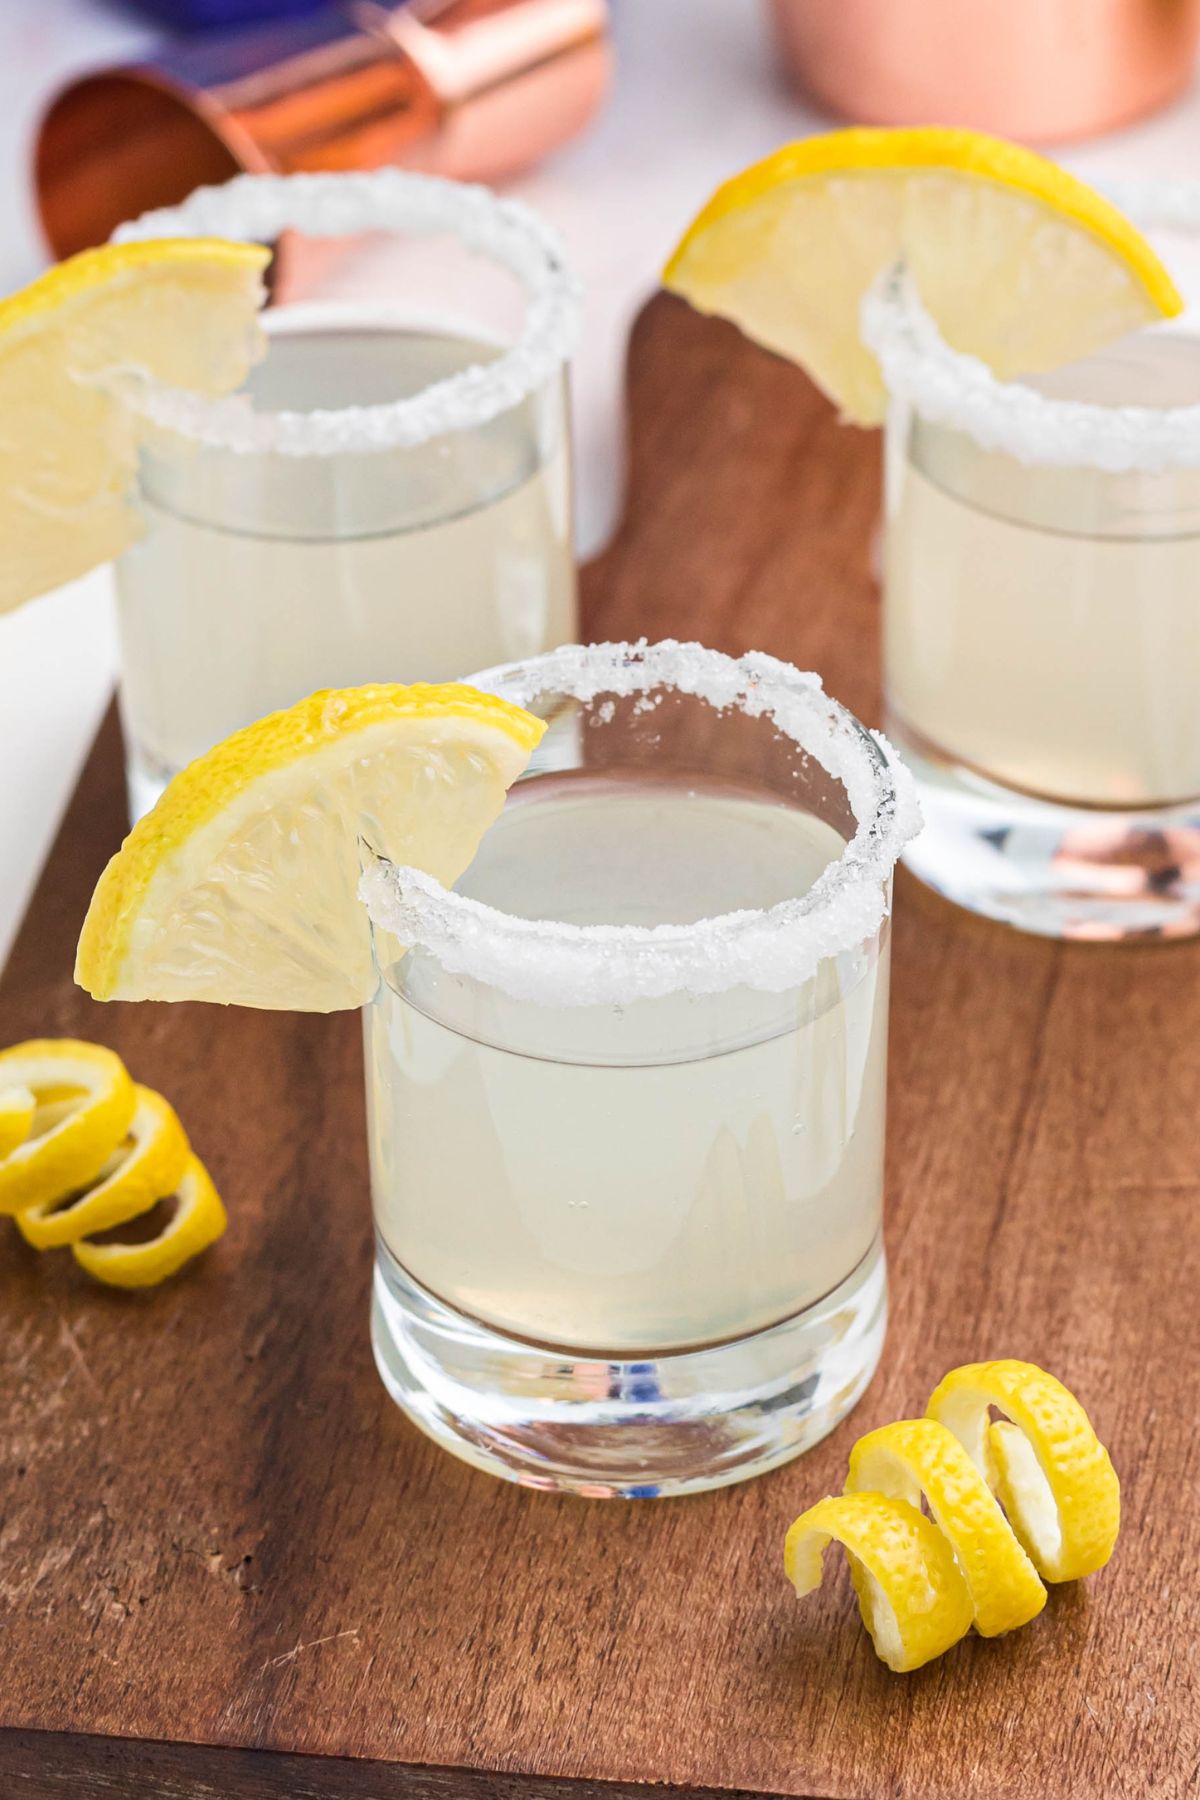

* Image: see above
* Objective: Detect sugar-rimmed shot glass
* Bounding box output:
[359,641,920,1498]
[113,171,579,821]
[865,180,1200,940]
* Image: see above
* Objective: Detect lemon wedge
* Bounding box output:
[664,127,1182,424]
[0,237,268,611]
[76,683,546,1013]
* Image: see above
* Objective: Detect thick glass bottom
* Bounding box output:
[893,721,1200,941]
[370,1235,886,1498]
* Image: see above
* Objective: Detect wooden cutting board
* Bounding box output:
[0,294,1195,1800]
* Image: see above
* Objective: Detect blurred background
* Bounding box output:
[4,0,1200,957]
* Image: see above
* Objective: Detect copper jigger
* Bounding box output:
[767,0,1200,143]
[36,0,611,259]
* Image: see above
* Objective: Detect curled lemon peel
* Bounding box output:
[927,1359,1120,1582]
[784,1359,1118,1671]
[0,1085,35,1158]
[0,1041,134,1216]
[73,1155,226,1289]
[16,1085,190,1249]
[785,1491,973,1672]
[846,1419,1046,1637]
[1,1039,225,1286]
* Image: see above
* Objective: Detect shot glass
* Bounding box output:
[359,641,920,1497]
[113,171,579,820]
[864,184,1200,939]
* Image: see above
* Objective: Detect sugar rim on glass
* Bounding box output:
[861,176,1200,472]
[359,641,922,1007]
[112,170,580,457]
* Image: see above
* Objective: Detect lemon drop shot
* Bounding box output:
[73,644,920,1498]
[866,207,1200,939]
[360,643,920,1495]
[111,170,579,819]
[664,131,1192,939]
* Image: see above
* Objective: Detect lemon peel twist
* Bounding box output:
[0,1040,135,1216]
[785,1491,974,1673]
[927,1360,1120,1583]
[72,1155,226,1289]
[0,1039,224,1286]
[16,1085,190,1250]
[784,1360,1119,1672]
[0,1085,35,1158]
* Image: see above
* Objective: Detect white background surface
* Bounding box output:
[3,0,1200,966]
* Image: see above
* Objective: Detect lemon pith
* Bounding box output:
[75,683,546,1014]
[664,127,1182,425]
[784,1358,1119,1670]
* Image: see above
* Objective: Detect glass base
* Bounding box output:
[123,738,175,825]
[893,723,1200,942]
[370,1237,886,1498]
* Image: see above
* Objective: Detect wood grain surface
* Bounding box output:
[1,294,1196,1800]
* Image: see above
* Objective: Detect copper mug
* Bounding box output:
[767,0,1200,143]
[37,0,611,258]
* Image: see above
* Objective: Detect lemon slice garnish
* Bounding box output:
[0,1040,135,1215]
[0,237,268,612]
[0,1085,35,1158]
[784,1491,974,1673]
[664,127,1182,425]
[16,1084,190,1250]
[846,1418,1047,1636]
[75,683,546,1013]
[73,1154,226,1289]
[927,1359,1120,1582]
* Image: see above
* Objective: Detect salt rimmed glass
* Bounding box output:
[864,180,1200,939]
[359,640,920,1498]
[112,171,579,820]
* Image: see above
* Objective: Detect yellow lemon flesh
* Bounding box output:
[0,237,268,611]
[665,127,1181,424]
[76,684,546,1013]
